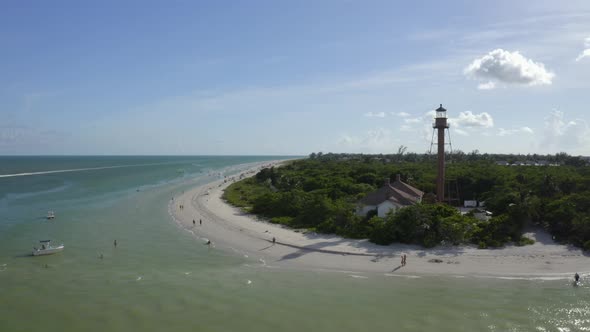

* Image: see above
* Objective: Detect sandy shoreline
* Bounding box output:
[170,160,590,279]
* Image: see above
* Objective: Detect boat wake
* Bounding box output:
[0,161,184,178]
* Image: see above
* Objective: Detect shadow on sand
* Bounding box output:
[258,243,275,251]
[391,265,403,272]
[276,239,393,262]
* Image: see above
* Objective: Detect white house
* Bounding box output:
[356,174,424,218]
[458,200,492,221]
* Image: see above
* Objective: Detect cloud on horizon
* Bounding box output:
[337,127,398,152]
[454,128,469,136]
[464,49,554,89]
[497,126,534,136]
[404,117,421,124]
[400,125,413,132]
[0,125,66,152]
[575,37,590,61]
[393,111,411,117]
[400,109,494,139]
[364,111,386,118]
[543,110,590,152]
[451,111,494,128]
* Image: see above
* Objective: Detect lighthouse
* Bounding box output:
[433,104,449,203]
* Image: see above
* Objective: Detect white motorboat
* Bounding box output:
[46,211,55,220]
[32,240,64,256]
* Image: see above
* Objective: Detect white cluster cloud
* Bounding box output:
[497,127,534,137]
[401,109,494,138]
[364,111,386,118]
[400,111,435,138]
[575,37,590,62]
[464,49,554,89]
[393,111,411,117]
[477,81,496,90]
[543,110,590,150]
[577,50,590,62]
[451,111,494,128]
[404,117,421,124]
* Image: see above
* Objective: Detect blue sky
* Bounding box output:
[2,0,590,155]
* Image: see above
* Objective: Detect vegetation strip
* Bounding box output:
[224,152,590,249]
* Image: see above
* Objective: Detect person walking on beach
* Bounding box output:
[403,254,407,266]
[401,255,404,266]
[272,237,276,244]
[199,219,202,225]
[193,219,195,225]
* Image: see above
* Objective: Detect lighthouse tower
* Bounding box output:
[433,104,449,203]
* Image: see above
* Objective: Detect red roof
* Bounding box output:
[359,178,423,206]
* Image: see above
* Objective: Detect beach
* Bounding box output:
[170,161,590,279]
[2,156,589,331]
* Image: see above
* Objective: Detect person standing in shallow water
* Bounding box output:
[114,240,117,247]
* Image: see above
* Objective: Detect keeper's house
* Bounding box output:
[356,175,424,218]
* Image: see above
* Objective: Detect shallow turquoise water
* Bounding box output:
[1,156,589,331]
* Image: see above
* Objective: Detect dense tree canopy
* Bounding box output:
[223,152,590,249]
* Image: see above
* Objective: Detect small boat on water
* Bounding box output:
[46,211,55,220]
[32,240,64,256]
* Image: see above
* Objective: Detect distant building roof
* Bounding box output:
[359,175,423,207]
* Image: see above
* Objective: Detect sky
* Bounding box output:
[1,0,590,156]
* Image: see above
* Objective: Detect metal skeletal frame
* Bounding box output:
[429,105,453,203]
[429,122,453,155]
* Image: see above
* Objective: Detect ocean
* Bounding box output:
[0,156,588,332]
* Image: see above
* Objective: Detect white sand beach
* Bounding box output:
[170,161,590,279]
